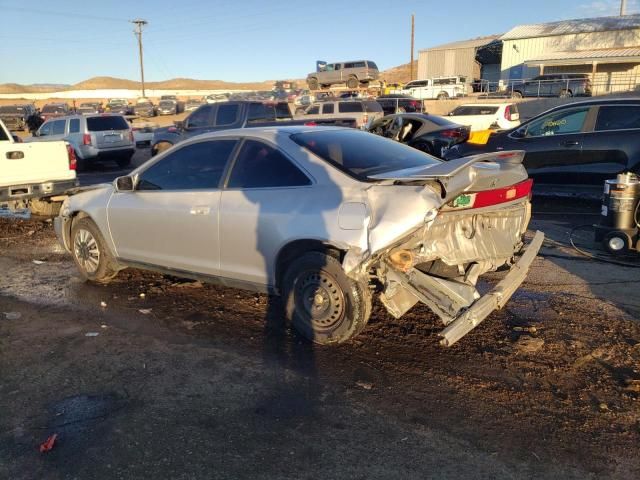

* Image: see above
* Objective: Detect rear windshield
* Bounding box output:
[364,101,383,113]
[108,100,126,105]
[0,106,23,114]
[290,129,440,181]
[80,103,97,108]
[338,102,364,113]
[42,105,66,113]
[450,106,499,116]
[86,116,129,131]
[159,101,175,107]
[428,115,458,127]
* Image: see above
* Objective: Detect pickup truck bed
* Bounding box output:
[0,120,77,206]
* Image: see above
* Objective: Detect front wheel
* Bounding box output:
[511,90,523,99]
[346,76,359,89]
[70,217,120,283]
[559,89,572,98]
[436,92,449,100]
[282,252,371,345]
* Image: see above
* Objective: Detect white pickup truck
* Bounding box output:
[399,77,467,100]
[0,119,78,215]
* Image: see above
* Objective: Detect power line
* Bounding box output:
[1,6,127,23]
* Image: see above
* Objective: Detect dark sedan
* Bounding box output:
[375,94,423,115]
[368,113,469,158]
[443,98,640,184]
[133,101,157,117]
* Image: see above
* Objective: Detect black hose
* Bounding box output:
[568,224,640,268]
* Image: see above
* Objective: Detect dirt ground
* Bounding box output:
[1,199,639,479]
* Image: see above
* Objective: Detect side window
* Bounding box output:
[322,103,335,114]
[186,105,213,128]
[338,102,364,113]
[137,140,237,191]
[52,120,66,135]
[335,64,342,71]
[524,108,590,137]
[69,118,80,134]
[227,140,311,189]
[38,122,53,136]
[595,106,640,131]
[216,104,239,126]
[306,105,320,115]
[247,103,275,123]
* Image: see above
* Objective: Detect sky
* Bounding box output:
[0,0,639,85]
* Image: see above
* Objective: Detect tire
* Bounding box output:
[346,76,359,89]
[29,199,61,217]
[437,92,449,100]
[282,251,371,345]
[152,141,173,157]
[308,78,319,90]
[559,89,573,98]
[116,156,132,168]
[511,90,523,99]
[70,217,120,284]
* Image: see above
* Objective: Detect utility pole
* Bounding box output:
[131,19,148,97]
[410,14,415,81]
[621,0,627,15]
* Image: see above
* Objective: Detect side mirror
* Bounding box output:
[511,128,526,139]
[115,176,135,192]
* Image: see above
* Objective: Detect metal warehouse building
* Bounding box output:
[417,35,501,83]
[417,14,640,94]
[500,15,640,93]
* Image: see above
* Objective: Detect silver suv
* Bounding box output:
[307,60,379,90]
[28,114,134,169]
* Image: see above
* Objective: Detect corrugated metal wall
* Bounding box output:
[545,63,640,94]
[501,29,640,80]
[417,47,481,80]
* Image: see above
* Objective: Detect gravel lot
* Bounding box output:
[1,195,639,479]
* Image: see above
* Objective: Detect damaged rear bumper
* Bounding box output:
[381,230,544,346]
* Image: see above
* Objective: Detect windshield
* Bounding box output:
[108,99,126,106]
[86,115,129,131]
[159,101,175,107]
[291,129,441,181]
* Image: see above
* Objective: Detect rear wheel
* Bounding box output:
[559,89,572,98]
[29,199,61,217]
[346,76,359,89]
[70,217,120,283]
[511,90,523,99]
[437,92,449,100]
[282,252,371,345]
[308,78,319,90]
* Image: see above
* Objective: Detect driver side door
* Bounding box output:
[107,138,238,275]
[509,106,592,183]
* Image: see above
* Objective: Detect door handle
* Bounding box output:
[561,140,580,147]
[189,206,210,215]
[6,151,24,159]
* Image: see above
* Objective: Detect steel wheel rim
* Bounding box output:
[73,228,100,274]
[295,270,345,331]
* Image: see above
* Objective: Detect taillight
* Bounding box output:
[504,105,512,121]
[440,129,464,138]
[82,133,91,145]
[66,144,77,170]
[304,121,318,126]
[129,130,134,142]
[448,179,533,210]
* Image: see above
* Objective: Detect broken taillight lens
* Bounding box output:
[448,179,533,210]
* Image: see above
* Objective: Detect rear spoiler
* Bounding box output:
[368,150,527,201]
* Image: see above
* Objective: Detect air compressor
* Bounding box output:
[594,172,640,254]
